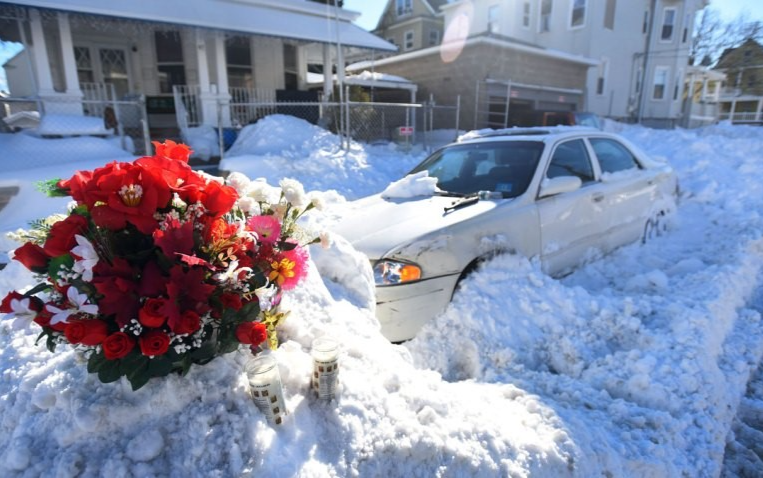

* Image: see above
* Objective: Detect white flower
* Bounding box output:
[279,178,307,208]
[254,283,278,311]
[8,297,38,330]
[319,231,333,249]
[236,196,260,215]
[226,172,251,195]
[248,179,280,204]
[309,193,326,211]
[71,235,99,281]
[213,260,252,285]
[46,287,99,325]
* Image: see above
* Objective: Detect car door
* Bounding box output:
[537,138,609,276]
[587,137,656,249]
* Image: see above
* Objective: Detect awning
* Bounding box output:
[307,70,418,93]
[0,0,396,51]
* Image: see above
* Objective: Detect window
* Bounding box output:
[404,30,414,51]
[488,5,500,34]
[748,73,757,89]
[589,138,640,174]
[596,59,609,96]
[661,8,676,41]
[226,36,253,89]
[653,67,669,100]
[74,46,95,84]
[396,0,412,17]
[155,31,185,94]
[570,0,586,28]
[428,29,440,46]
[540,0,552,32]
[546,140,594,184]
[283,44,298,90]
[522,2,531,28]
[604,0,616,30]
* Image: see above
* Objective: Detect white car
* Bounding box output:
[334,128,678,342]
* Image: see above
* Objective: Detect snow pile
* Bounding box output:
[0,133,133,172]
[220,115,427,200]
[181,124,221,161]
[1,119,763,476]
[36,114,112,137]
[381,170,439,198]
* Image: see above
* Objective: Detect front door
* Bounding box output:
[74,45,132,99]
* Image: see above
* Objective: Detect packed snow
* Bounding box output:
[1,115,763,477]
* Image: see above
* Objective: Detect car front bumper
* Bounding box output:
[375,272,461,342]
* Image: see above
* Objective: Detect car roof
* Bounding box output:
[456,126,604,144]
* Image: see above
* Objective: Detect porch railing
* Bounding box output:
[228,87,277,127]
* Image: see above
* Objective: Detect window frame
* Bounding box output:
[396,0,413,18]
[604,0,616,30]
[660,7,677,42]
[652,66,669,100]
[539,0,552,33]
[225,35,254,90]
[544,138,596,185]
[522,1,531,29]
[403,30,415,51]
[569,0,587,29]
[428,29,440,46]
[596,58,609,96]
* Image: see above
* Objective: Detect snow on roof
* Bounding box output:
[307,70,417,91]
[9,0,396,52]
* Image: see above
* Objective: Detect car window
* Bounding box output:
[589,138,640,173]
[409,141,544,197]
[546,139,595,183]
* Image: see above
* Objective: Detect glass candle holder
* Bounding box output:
[245,354,287,425]
[311,337,339,400]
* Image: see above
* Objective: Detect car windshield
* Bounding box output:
[409,140,545,198]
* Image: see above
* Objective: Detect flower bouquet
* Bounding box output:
[1,141,315,390]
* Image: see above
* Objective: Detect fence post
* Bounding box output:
[139,95,151,155]
[474,81,480,130]
[217,99,224,161]
[455,95,461,141]
[344,85,351,151]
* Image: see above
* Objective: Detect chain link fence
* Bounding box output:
[1,95,151,171]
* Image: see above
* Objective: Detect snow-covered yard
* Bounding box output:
[0,116,762,476]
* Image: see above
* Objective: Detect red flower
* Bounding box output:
[220,293,243,311]
[139,329,170,356]
[174,310,201,335]
[103,332,135,360]
[183,180,239,219]
[161,265,215,333]
[235,321,268,346]
[87,162,172,234]
[1,291,26,313]
[153,217,195,258]
[43,214,89,257]
[152,140,192,162]
[64,319,108,346]
[91,258,140,328]
[138,298,167,328]
[12,242,50,273]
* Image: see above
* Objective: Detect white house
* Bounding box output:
[0,0,395,133]
[356,0,708,128]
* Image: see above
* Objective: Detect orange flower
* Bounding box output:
[268,258,296,286]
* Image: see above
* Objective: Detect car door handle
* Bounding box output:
[592,193,604,203]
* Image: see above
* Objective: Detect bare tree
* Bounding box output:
[692,8,763,66]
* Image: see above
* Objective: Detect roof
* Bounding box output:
[306,70,418,92]
[1,0,396,51]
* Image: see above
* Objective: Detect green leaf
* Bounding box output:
[36,179,69,198]
[128,369,151,391]
[240,301,260,319]
[48,255,75,282]
[190,340,217,363]
[147,355,175,377]
[97,360,122,383]
[120,351,149,379]
[24,282,52,297]
[87,351,106,373]
[278,240,298,251]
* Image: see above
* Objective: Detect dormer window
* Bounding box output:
[396,0,412,17]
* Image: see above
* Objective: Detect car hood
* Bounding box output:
[331,194,498,259]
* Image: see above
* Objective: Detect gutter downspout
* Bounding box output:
[637,0,657,124]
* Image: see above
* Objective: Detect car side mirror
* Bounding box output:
[538,176,582,198]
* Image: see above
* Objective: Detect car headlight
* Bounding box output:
[373,259,422,285]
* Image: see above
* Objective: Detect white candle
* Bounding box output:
[311,337,339,400]
[245,354,287,425]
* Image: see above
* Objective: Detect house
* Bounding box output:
[682,65,724,128]
[351,0,708,129]
[714,38,763,124]
[0,0,395,143]
[373,0,448,54]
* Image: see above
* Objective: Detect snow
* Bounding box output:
[2,115,763,476]
[36,114,112,136]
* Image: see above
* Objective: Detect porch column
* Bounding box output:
[757,99,762,123]
[212,31,231,127]
[57,13,82,97]
[322,44,332,100]
[731,99,737,123]
[28,9,55,96]
[195,29,217,127]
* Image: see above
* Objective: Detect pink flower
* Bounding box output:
[247,215,281,244]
